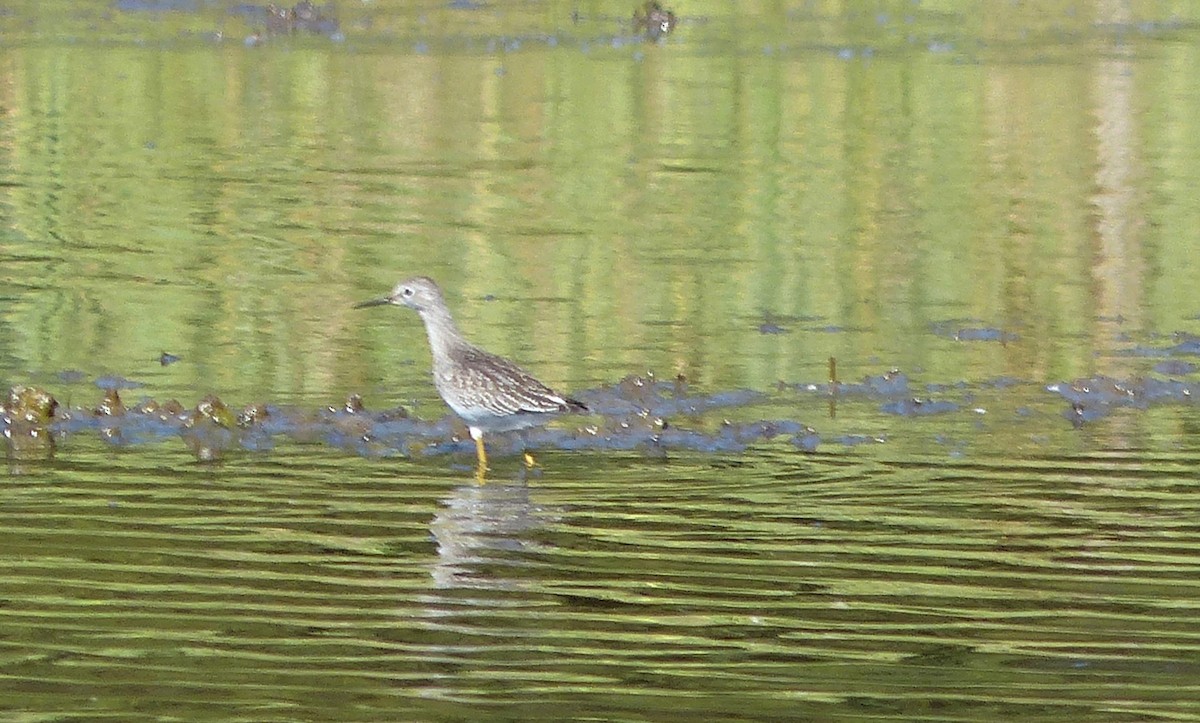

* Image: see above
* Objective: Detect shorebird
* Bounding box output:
[355,276,587,473]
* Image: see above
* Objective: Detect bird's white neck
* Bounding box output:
[418,305,467,365]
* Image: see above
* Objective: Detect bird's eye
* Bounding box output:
[402,288,414,297]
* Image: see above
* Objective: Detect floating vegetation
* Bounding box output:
[11,376,817,464]
[755,312,799,335]
[241,1,342,45]
[782,368,913,398]
[9,358,1200,466]
[1153,360,1197,375]
[267,1,337,34]
[1121,332,1200,358]
[3,385,59,463]
[95,374,145,391]
[1048,376,1199,425]
[930,321,1019,343]
[114,0,200,11]
[179,395,237,461]
[343,393,366,414]
[4,385,59,425]
[95,389,126,417]
[237,402,270,427]
[194,395,237,429]
[632,1,677,40]
[879,397,960,417]
[136,398,187,421]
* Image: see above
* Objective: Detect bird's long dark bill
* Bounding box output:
[353,297,391,309]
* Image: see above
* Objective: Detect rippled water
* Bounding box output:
[4,0,1200,720]
[5,439,1200,720]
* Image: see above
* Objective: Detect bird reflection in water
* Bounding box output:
[426,480,559,592]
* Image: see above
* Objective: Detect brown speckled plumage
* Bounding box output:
[355,276,586,469]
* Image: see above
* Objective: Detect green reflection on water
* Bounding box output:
[4,439,1200,720]
[0,1,1197,406]
[2,1,1200,719]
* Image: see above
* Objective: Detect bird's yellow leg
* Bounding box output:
[473,434,489,481]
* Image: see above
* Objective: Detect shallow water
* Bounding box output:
[6,438,1200,720]
[3,1,1200,720]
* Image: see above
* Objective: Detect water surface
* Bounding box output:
[3,1,1200,720]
